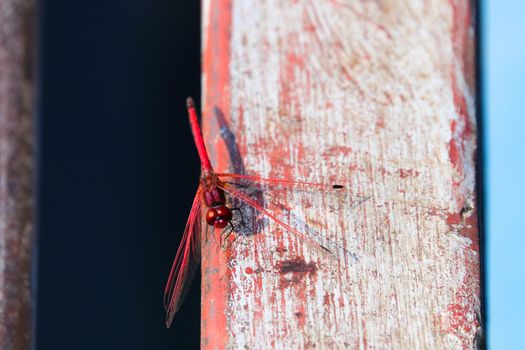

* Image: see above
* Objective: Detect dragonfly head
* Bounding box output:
[205,205,232,228]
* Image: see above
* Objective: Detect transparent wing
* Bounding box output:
[164,185,203,328]
[218,179,368,259]
[217,173,344,192]
[218,183,335,252]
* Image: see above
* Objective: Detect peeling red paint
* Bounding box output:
[375,114,386,130]
[462,210,479,245]
[398,169,420,178]
[323,146,353,157]
[201,0,233,349]
[437,282,481,349]
[275,240,288,254]
[448,137,461,171]
[446,212,462,225]
[295,304,306,328]
[323,292,334,307]
[445,303,474,333]
[279,32,307,126]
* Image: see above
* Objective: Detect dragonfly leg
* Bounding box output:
[204,223,211,243]
[210,225,218,245]
[215,231,223,252]
[209,226,222,253]
[219,222,235,249]
[227,232,241,248]
[224,221,242,249]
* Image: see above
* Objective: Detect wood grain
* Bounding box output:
[202,0,481,349]
[0,0,35,348]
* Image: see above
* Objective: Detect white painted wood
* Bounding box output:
[202,1,481,349]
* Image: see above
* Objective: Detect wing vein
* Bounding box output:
[219,183,332,253]
[164,185,203,327]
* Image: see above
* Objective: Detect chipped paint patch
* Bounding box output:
[275,257,317,289]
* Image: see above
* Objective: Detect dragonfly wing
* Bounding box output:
[217,173,344,192]
[164,185,203,328]
[219,182,333,253]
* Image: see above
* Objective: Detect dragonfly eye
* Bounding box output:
[206,208,218,225]
[215,205,232,221]
[214,218,229,229]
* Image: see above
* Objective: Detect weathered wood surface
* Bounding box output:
[201,0,481,349]
[0,0,36,348]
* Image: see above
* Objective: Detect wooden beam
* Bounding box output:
[0,0,36,348]
[201,0,481,348]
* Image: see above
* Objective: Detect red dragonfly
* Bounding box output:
[164,97,345,327]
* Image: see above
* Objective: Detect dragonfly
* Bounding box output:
[164,97,345,327]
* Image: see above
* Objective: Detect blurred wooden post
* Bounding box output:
[202,0,481,349]
[0,0,36,348]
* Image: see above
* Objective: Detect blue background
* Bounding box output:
[485,0,525,348]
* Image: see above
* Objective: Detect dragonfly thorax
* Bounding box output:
[203,186,225,207]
